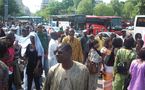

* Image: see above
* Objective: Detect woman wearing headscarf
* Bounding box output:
[128,48,145,90]
[100,38,113,90]
[102,38,123,90]
[24,32,44,90]
[113,37,136,90]
[87,40,102,90]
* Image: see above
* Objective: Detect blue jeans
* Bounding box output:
[43,57,49,76]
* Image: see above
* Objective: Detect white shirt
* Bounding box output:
[48,39,58,68]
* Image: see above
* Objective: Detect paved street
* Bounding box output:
[97,79,103,90]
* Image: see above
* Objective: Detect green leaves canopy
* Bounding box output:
[0,0,23,17]
[77,0,94,15]
[94,3,114,16]
[36,0,145,19]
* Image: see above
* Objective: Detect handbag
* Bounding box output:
[86,59,98,74]
[104,48,115,66]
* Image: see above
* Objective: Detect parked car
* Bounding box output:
[126,26,134,30]
[97,32,122,39]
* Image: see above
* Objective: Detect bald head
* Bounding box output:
[69,28,75,37]
[56,44,72,63]
[58,44,72,54]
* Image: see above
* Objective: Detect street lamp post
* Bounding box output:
[4,0,8,21]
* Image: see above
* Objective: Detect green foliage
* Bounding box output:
[138,0,145,15]
[61,0,74,9]
[77,0,93,15]
[123,1,134,18]
[0,0,24,16]
[36,0,145,19]
[0,0,4,16]
[94,3,114,16]
[36,8,49,19]
[73,0,81,8]
[8,0,20,15]
[110,0,123,16]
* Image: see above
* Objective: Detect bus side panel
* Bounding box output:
[134,15,145,47]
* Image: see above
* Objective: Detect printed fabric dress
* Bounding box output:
[128,59,145,90]
[88,48,102,90]
[113,48,136,90]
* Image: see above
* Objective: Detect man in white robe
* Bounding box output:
[48,32,59,69]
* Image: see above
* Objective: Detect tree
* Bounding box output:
[36,8,49,19]
[61,0,74,9]
[48,1,63,14]
[123,1,134,18]
[122,0,139,18]
[94,3,114,16]
[0,0,23,16]
[110,0,123,16]
[138,0,145,15]
[8,0,20,16]
[36,1,65,19]
[77,0,94,15]
[73,0,81,9]
[0,0,4,16]
[36,0,76,17]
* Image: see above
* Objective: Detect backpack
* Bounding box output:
[116,50,133,74]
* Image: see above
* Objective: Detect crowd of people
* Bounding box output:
[0,22,145,90]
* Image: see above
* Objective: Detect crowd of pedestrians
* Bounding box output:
[0,22,145,90]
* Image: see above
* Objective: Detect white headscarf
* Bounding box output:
[29,32,44,57]
[15,32,44,66]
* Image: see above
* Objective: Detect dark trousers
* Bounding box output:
[27,74,40,90]
[8,74,14,90]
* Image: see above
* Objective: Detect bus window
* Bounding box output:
[136,17,145,27]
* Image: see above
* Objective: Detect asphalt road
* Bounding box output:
[97,79,103,90]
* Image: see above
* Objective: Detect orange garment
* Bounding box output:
[62,36,83,63]
[103,72,113,90]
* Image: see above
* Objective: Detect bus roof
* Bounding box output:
[16,16,42,19]
[135,15,145,17]
[86,15,121,19]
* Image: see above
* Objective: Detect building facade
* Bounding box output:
[41,0,49,8]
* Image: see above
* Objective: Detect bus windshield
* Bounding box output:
[112,18,121,27]
[86,18,105,25]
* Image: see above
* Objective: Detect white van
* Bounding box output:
[134,15,145,40]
